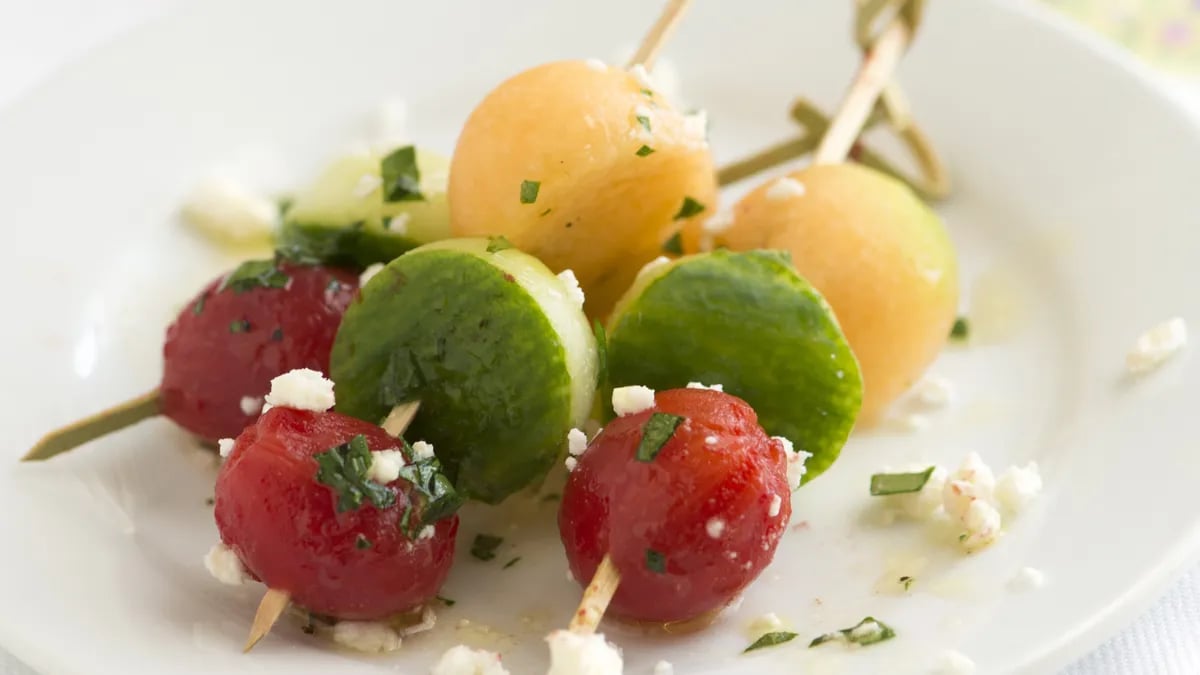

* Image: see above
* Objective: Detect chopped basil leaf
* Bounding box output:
[471,533,504,561]
[744,631,799,653]
[673,196,706,220]
[593,319,608,390]
[380,145,424,202]
[394,448,463,528]
[661,231,684,255]
[951,316,970,340]
[487,235,515,253]
[192,296,205,315]
[869,466,936,496]
[326,279,343,293]
[436,595,456,607]
[355,533,372,550]
[636,144,656,157]
[276,195,295,216]
[221,259,290,294]
[810,617,896,648]
[270,327,284,342]
[520,180,541,204]
[636,413,685,462]
[503,556,521,569]
[636,115,652,133]
[899,575,914,590]
[314,435,396,513]
[229,319,251,334]
[645,548,666,574]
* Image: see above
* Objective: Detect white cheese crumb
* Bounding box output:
[204,542,248,586]
[365,448,406,484]
[557,269,586,307]
[567,428,588,456]
[995,461,1043,514]
[565,457,579,472]
[181,177,278,244]
[686,381,724,392]
[630,104,655,143]
[217,438,236,458]
[913,374,955,408]
[629,63,656,91]
[942,452,996,519]
[584,58,608,72]
[849,619,884,641]
[748,612,784,635]
[934,649,977,674]
[352,173,383,198]
[360,262,385,286]
[774,436,794,454]
[264,368,335,412]
[1127,317,1187,374]
[1009,566,1047,592]
[432,644,510,675]
[682,109,708,144]
[411,440,436,461]
[418,525,436,540]
[765,177,807,201]
[705,518,726,539]
[612,385,656,416]
[388,212,411,235]
[775,437,811,490]
[768,494,783,517]
[239,396,263,416]
[637,256,672,279]
[887,466,947,519]
[546,630,623,675]
[401,606,437,636]
[960,498,1002,551]
[653,660,674,675]
[331,620,403,653]
[704,435,719,446]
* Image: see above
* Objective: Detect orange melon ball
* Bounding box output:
[449,59,718,318]
[687,163,958,423]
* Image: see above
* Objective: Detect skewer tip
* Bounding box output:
[244,588,292,653]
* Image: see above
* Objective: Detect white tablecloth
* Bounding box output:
[2,2,1198,673]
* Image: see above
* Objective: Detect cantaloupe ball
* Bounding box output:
[686,163,958,423]
[449,59,718,318]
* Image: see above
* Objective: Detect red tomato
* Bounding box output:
[214,408,457,620]
[559,388,791,624]
[160,260,358,442]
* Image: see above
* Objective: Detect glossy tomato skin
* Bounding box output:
[559,388,791,624]
[161,261,358,442]
[214,408,457,620]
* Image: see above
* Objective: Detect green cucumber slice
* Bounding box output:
[605,249,862,482]
[330,238,597,503]
[278,147,450,267]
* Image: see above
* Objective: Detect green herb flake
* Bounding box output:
[645,548,666,574]
[394,449,464,529]
[540,208,553,217]
[636,115,652,133]
[520,180,541,204]
[950,316,970,340]
[270,327,284,342]
[661,231,684,255]
[673,196,706,220]
[355,533,373,550]
[471,534,504,561]
[636,413,686,462]
[899,576,914,591]
[326,279,343,293]
[869,466,936,496]
[486,235,515,253]
[593,319,608,390]
[380,145,424,202]
[744,631,799,653]
[313,435,396,513]
[276,195,295,216]
[204,496,215,506]
[192,296,206,315]
[640,88,654,97]
[503,556,521,569]
[220,259,290,294]
[636,145,656,157]
[436,595,456,607]
[809,617,896,648]
[229,319,251,334]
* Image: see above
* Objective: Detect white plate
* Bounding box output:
[1,0,1198,673]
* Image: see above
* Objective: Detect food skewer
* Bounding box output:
[625,0,692,69]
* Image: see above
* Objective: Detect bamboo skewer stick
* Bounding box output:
[22,391,161,462]
[625,0,693,70]
[568,556,621,634]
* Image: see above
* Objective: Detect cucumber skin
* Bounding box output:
[605,250,863,482]
[277,221,418,268]
[330,248,574,504]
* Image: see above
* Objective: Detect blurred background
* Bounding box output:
[1045,0,1200,73]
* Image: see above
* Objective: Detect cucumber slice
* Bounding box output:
[330,238,597,503]
[278,147,451,267]
[605,250,862,482]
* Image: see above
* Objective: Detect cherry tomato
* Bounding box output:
[214,408,458,620]
[559,388,791,624]
[160,260,358,442]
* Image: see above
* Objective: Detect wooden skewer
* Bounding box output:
[625,0,693,70]
[568,555,621,634]
[380,401,421,437]
[22,390,161,462]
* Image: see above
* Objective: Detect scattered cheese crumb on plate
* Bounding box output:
[330,620,403,653]
[1126,317,1187,374]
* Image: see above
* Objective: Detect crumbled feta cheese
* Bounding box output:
[388,212,411,235]
[557,269,586,306]
[702,211,734,234]
[686,381,723,392]
[204,542,248,586]
[365,448,406,484]
[1009,566,1047,592]
[411,440,436,461]
[768,494,783,517]
[774,436,794,454]
[682,109,708,143]
[418,525,436,540]
[239,396,262,416]
[630,104,655,143]
[567,428,588,456]
[181,177,278,244]
[704,435,719,446]
[584,58,608,72]
[217,438,236,458]
[913,374,955,408]
[360,263,385,286]
[995,461,1043,513]
[432,644,510,675]
[765,177,807,201]
[934,649,977,674]
[331,620,403,653]
[887,466,947,519]
[653,661,674,675]
[848,619,884,641]
[748,612,785,635]
[264,368,335,412]
[352,173,383,198]
[706,518,726,539]
[942,452,996,519]
[612,385,656,416]
[775,437,811,490]
[546,630,623,675]
[565,457,579,472]
[629,64,656,91]
[960,498,1002,551]
[1126,317,1187,374]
